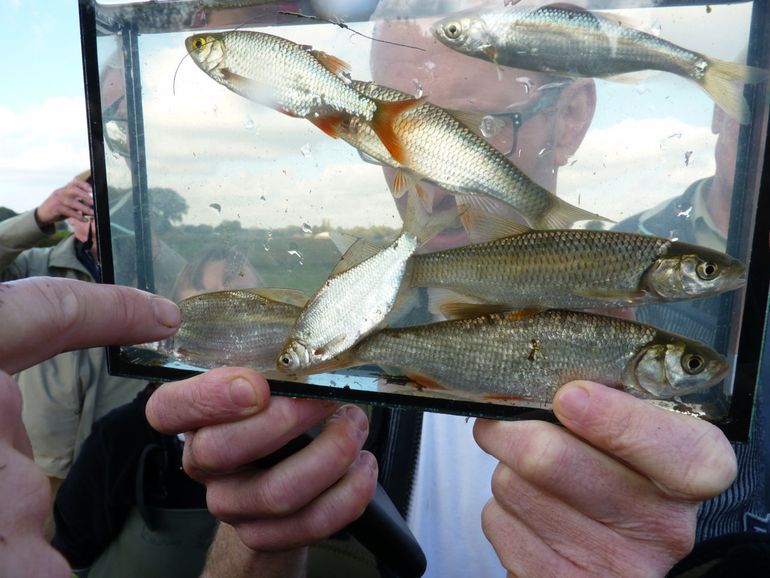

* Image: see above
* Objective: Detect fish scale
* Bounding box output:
[344,309,727,401]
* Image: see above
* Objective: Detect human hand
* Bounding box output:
[0,277,180,578]
[146,369,378,559]
[474,380,737,578]
[34,178,94,227]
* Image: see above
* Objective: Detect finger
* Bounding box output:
[487,460,694,575]
[481,498,582,578]
[233,451,378,552]
[552,381,737,500]
[146,368,272,434]
[205,405,368,519]
[0,373,32,454]
[474,419,685,531]
[183,395,337,477]
[0,278,180,374]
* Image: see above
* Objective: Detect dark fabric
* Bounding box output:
[51,384,207,569]
[74,238,101,282]
[667,533,770,577]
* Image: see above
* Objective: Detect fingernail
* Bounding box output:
[152,297,181,328]
[555,383,590,422]
[229,377,261,408]
[333,405,369,434]
[354,451,377,472]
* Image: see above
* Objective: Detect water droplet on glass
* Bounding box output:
[412,79,424,98]
[260,195,267,201]
[480,115,505,138]
[537,146,553,157]
[244,116,255,130]
[302,222,312,234]
[287,249,304,265]
[651,21,662,37]
[424,61,436,71]
[515,76,534,95]
[675,203,693,219]
[300,143,312,158]
[209,203,222,213]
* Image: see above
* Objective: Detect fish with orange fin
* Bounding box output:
[316,308,728,404]
[184,30,420,148]
[341,79,610,229]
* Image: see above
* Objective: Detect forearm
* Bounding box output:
[201,523,308,578]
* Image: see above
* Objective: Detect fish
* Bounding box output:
[321,309,729,402]
[184,30,419,150]
[167,288,305,371]
[277,192,456,374]
[431,5,767,124]
[406,212,747,313]
[340,79,609,229]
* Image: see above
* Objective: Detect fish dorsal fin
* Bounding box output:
[445,109,488,138]
[331,237,382,275]
[329,231,359,255]
[460,206,531,243]
[249,287,310,308]
[392,169,433,214]
[401,188,461,247]
[438,300,518,320]
[310,49,352,79]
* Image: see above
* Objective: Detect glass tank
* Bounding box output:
[78,0,770,438]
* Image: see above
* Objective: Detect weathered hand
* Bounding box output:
[474,380,737,578]
[147,369,378,554]
[0,277,180,578]
[34,178,94,226]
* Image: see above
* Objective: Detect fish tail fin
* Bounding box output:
[535,197,614,230]
[402,187,460,247]
[370,97,426,165]
[701,57,768,125]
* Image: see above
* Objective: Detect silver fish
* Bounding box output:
[408,221,746,311]
[168,288,304,370]
[432,5,767,124]
[342,79,609,229]
[328,309,728,402]
[277,193,455,374]
[185,30,418,142]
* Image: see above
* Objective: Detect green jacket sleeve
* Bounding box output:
[0,210,54,280]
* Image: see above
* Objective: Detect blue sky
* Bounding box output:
[0,0,89,213]
[1,1,85,110]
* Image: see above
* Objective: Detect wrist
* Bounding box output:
[33,207,55,231]
[201,523,308,578]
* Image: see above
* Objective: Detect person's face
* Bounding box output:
[370,18,569,249]
[176,258,262,301]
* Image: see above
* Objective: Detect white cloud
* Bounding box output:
[0,97,89,213]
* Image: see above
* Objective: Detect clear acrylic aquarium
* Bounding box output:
[78,0,770,439]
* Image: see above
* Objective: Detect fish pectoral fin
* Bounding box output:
[406,372,447,391]
[308,113,348,139]
[370,97,427,165]
[460,206,531,243]
[309,50,352,79]
[574,288,647,303]
[480,44,498,65]
[331,238,383,274]
[316,334,349,357]
[438,299,520,321]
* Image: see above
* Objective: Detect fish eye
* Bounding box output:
[191,36,207,50]
[444,21,462,39]
[696,260,719,280]
[682,353,705,375]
